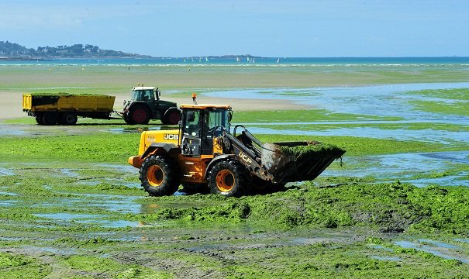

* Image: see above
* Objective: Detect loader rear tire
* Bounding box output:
[208,161,247,197]
[139,155,180,196]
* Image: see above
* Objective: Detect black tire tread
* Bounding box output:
[139,155,180,196]
[208,160,247,197]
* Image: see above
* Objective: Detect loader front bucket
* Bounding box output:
[261,141,345,183]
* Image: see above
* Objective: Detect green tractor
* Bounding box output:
[122,87,181,125]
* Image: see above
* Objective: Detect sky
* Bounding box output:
[0,0,468,57]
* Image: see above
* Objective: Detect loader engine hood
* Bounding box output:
[137,130,180,155]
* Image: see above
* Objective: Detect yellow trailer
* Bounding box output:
[22,93,115,125]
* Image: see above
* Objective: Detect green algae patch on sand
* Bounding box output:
[233,109,401,123]
[0,133,139,163]
[410,99,469,117]
[411,88,469,101]
[0,252,52,279]
[132,181,469,235]
[61,255,172,278]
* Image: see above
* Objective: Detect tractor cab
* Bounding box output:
[131,87,160,102]
[180,104,232,157]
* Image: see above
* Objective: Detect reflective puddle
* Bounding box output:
[395,240,469,263]
[324,151,469,187]
[33,213,144,228]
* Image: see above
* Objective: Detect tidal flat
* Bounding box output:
[0,64,469,278]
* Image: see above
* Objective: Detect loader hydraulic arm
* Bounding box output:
[222,129,274,182]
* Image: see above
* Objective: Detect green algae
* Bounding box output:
[410,99,469,117]
[411,88,469,101]
[29,92,109,97]
[122,181,469,235]
[279,142,345,161]
[61,255,172,278]
[0,252,52,278]
[0,133,139,163]
[233,109,400,123]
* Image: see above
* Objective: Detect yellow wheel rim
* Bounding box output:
[216,169,235,192]
[147,165,164,187]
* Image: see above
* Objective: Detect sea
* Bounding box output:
[1,57,469,66]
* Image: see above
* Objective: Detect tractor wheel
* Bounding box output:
[35,115,44,125]
[60,112,78,125]
[208,161,247,197]
[162,109,181,125]
[129,105,150,125]
[42,112,58,125]
[123,114,134,125]
[139,155,180,196]
[182,183,210,194]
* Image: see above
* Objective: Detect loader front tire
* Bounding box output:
[139,155,180,197]
[208,161,247,197]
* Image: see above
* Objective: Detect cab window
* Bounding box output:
[184,110,200,137]
[206,109,231,134]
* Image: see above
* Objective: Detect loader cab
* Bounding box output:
[180,105,232,157]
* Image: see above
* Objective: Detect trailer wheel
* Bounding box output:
[35,115,44,125]
[208,161,247,197]
[130,105,150,125]
[139,155,180,196]
[162,109,181,125]
[60,112,77,125]
[42,112,58,125]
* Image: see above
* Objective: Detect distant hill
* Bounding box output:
[0,41,151,59]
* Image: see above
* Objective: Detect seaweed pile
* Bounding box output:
[279,142,345,161]
[29,92,107,97]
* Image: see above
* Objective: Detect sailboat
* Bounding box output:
[276,58,280,63]
[246,57,250,62]
[236,57,240,62]
[205,57,209,62]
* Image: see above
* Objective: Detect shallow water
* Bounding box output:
[370,256,402,262]
[324,151,469,187]
[0,167,14,176]
[33,212,143,228]
[206,82,469,121]
[395,240,469,263]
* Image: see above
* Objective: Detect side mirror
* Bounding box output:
[228,111,233,122]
